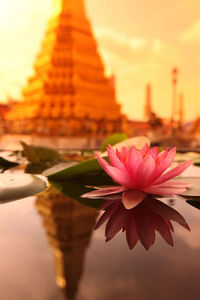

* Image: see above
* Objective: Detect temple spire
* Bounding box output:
[178,92,184,128]
[52,0,86,17]
[145,83,153,120]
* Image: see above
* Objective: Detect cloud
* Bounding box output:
[94,26,177,69]
[93,26,178,120]
[94,27,148,51]
[181,19,200,43]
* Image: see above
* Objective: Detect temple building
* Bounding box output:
[189,117,200,139]
[0,103,10,134]
[6,0,127,137]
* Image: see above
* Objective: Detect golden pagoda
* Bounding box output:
[7,0,126,137]
[36,186,97,300]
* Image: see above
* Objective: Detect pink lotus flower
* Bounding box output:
[95,196,190,250]
[82,144,192,209]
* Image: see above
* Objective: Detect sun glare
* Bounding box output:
[0,0,15,27]
[52,0,62,17]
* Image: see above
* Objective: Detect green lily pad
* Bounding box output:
[48,157,108,179]
[0,157,19,171]
[21,141,66,164]
[49,172,114,209]
[175,177,200,210]
[25,163,52,175]
[178,177,200,197]
[0,174,47,203]
[101,133,128,152]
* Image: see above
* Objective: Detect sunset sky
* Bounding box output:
[0,0,200,121]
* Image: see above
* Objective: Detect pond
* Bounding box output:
[0,144,200,300]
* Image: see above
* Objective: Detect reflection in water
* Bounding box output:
[34,182,192,299]
[96,196,190,250]
[168,198,175,206]
[35,187,97,300]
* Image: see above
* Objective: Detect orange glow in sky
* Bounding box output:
[0,0,200,121]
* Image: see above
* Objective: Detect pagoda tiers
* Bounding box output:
[6,0,126,137]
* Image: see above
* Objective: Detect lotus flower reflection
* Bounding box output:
[82,144,192,209]
[95,196,190,250]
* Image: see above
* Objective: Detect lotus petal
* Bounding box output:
[151,148,176,183]
[146,197,190,230]
[151,212,174,246]
[148,146,159,160]
[81,186,126,198]
[96,152,133,188]
[153,160,193,185]
[105,206,129,240]
[122,190,146,209]
[107,144,125,170]
[126,217,139,249]
[135,154,155,187]
[135,206,155,250]
[140,143,150,156]
[126,146,142,182]
[143,186,187,196]
[95,202,120,229]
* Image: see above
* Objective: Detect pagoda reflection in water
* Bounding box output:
[35,186,97,300]
[6,0,127,137]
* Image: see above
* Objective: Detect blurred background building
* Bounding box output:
[5,0,128,137]
[0,0,199,149]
